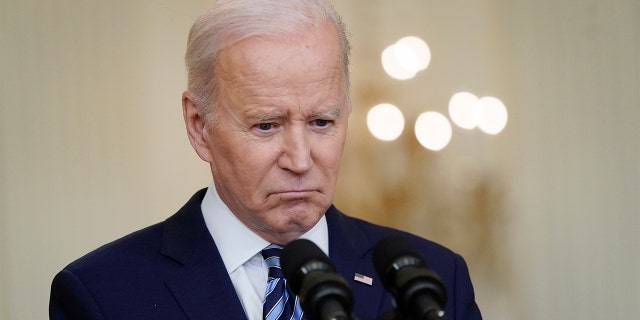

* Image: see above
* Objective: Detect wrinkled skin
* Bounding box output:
[183,22,350,245]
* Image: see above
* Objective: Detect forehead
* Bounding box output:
[214,23,345,90]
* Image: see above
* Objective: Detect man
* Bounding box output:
[50,0,482,319]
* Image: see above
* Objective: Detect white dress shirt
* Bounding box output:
[201,182,329,320]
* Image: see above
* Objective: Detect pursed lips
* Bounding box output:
[269,189,320,198]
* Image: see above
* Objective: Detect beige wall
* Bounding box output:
[1,0,638,319]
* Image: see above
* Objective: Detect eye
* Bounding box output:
[257,123,273,131]
[313,119,329,127]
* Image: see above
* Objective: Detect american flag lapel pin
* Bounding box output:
[353,273,373,286]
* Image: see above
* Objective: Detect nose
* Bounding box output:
[278,126,313,174]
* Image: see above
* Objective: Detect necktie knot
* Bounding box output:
[261,244,285,279]
[261,244,304,320]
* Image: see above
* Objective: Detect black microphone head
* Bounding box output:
[372,234,425,285]
[281,239,334,294]
[372,234,447,318]
[281,239,353,320]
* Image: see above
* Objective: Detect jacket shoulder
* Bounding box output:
[332,208,459,263]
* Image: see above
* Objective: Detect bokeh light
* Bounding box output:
[414,111,452,151]
[449,92,480,130]
[397,36,431,71]
[381,36,431,80]
[367,103,405,141]
[381,45,417,80]
[477,96,508,135]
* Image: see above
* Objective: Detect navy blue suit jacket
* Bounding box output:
[50,189,481,319]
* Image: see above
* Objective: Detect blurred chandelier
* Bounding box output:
[367,36,508,151]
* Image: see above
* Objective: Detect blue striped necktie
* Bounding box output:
[261,244,304,320]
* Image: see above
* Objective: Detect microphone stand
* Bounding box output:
[317,299,357,320]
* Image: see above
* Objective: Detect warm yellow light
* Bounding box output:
[448,92,480,130]
[477,96,508,135]
[381,44,417,80]
[414,111,452,151]
[367,103,405,141]
[381,36,431,80]
[397,36,431,71]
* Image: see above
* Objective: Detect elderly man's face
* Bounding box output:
[185,22,349,244]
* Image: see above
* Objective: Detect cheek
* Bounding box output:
[314,137,346,168]
[214,141,280,183]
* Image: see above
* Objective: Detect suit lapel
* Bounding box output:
[161,189,247,320]
[325,206,388,319]
[157,193,390,319]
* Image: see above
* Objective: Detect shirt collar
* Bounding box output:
[201,182,329,274]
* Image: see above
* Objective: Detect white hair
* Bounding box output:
[185,0,351,122]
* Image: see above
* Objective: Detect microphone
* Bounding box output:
[281,239,355,320]
[372,235,447,320]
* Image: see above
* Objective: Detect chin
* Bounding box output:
[278,206,322,228]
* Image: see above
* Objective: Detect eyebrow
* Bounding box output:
[242,105,285,122]
[244,107,343,122]
[245,112,282,123]
[312,108,342,119]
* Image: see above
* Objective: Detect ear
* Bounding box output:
[182,91,213,163]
